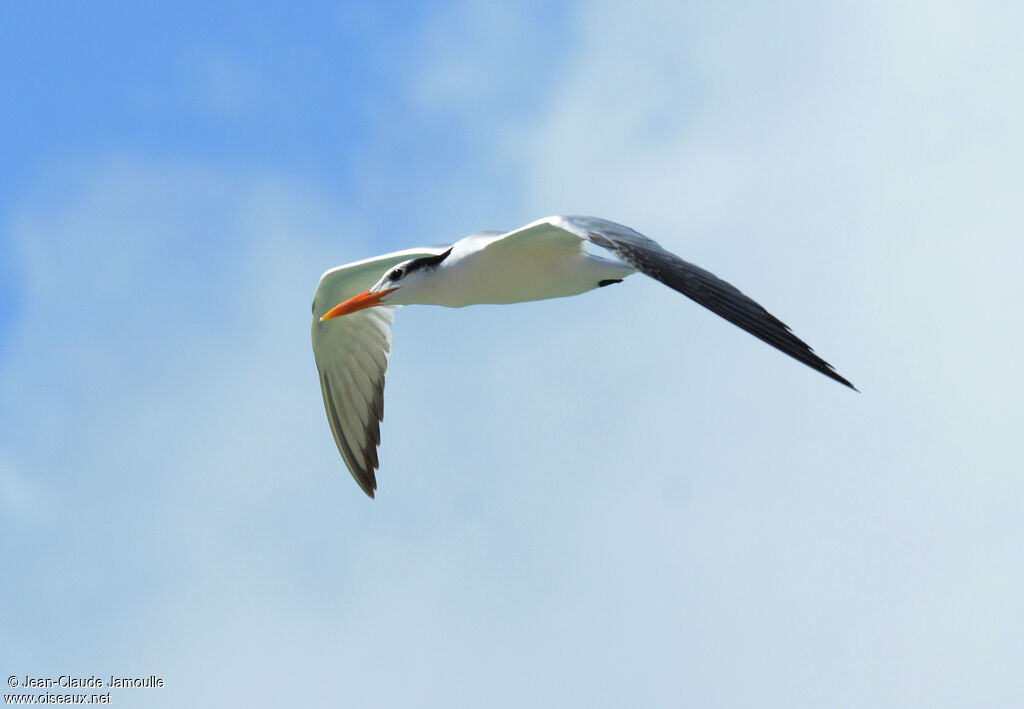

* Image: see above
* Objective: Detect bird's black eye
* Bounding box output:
[390,267,405,281]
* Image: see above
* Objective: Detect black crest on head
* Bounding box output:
[404,246,453,274]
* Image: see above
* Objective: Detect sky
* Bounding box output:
[1,1,1023,707]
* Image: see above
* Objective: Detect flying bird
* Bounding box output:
[312,216,854,497]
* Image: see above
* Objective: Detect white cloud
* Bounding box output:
[509,0,1024,705]
[3,2,1023,707]
[410,0,546,115]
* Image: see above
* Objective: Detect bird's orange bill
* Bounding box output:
[320,289,397,321]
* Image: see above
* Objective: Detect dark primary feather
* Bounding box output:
[562,216,856,390]
[321,371,377,496]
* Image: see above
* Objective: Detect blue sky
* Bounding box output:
[2,1,1023,707]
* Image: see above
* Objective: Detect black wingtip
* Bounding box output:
[570,217,859,396]
[354,478,376,498]
[824,367,858,392]
[358,476,377,499]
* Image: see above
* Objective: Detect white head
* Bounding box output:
[320,247,453,320]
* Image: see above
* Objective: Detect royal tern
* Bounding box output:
[312,216,854,497]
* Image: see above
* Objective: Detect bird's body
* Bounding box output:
[386,221,636,307]
[312,216,854,497]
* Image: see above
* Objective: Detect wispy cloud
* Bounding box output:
[187,48,270,118]
[2,1,1023,707]
[0,457,37,514]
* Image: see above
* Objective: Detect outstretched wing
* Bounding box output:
[311,246,450,497]
[549,216,856,390]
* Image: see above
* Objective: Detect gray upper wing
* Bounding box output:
[553,216,856,390]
